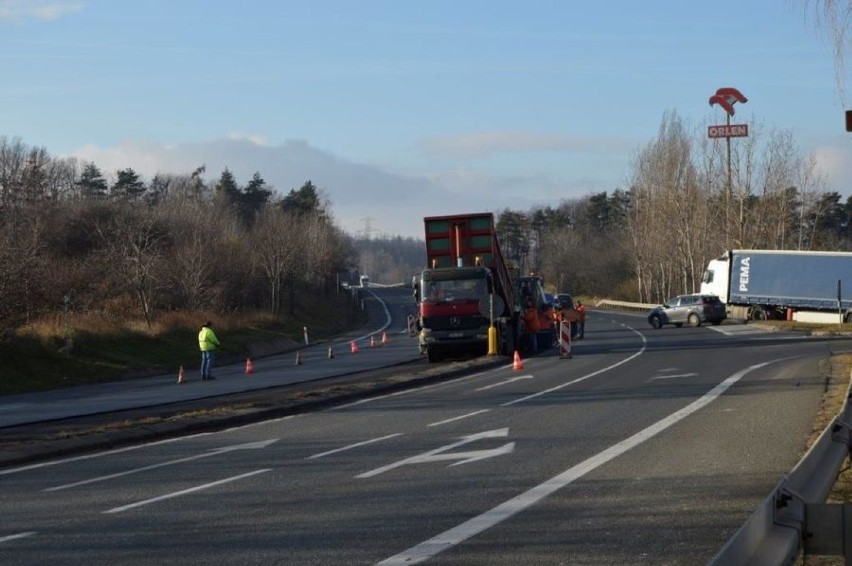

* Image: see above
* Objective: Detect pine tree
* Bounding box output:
[77,162,108,199]
[112,168,146,200]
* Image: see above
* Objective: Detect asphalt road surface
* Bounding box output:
[3,301,849,565]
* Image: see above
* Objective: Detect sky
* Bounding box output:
[1,0,850,239]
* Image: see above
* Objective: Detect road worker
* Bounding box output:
[522,299,540,353]
[575,300,587,339]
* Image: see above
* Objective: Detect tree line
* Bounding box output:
[0,136,355,337]
[6,104,848,332]
[351,109,849,306]
[496,111,851,304]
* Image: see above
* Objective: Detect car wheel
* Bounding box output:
[687,313,701,327]
[650,315,662,329]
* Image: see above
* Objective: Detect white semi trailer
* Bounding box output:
[700,249,852,322]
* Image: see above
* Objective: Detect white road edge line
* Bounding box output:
[427,409,490,427]
[0,532,36,544]
[307,433,403,460]
[102,468,271,514]
[377,359,779,565]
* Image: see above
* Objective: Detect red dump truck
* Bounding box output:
[415,213,520,362]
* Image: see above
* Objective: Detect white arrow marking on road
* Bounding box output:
[357,428,513,478]
[475,375,533,391]
[44,439,278,492]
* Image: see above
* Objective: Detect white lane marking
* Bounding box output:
[329,369,499,411]
[475,375,533,391]
[103,468,272,514]
[502,323,647,407]
[307,433,403,460]
[428,409,490,427]
[358,429,510,479]
[44,439,278,492]
[650,373,698,380]
[0,432,215,476]
[378,360,777,565]
[0,532,36,544]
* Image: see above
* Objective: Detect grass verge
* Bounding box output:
[0,291,367,395]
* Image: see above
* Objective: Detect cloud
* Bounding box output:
[0,0,83,23]
[67,137,615,239]
[417,131,634,160]
[812,143,852,192]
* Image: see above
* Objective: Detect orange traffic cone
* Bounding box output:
[350,340,359,354]
[328,346,335,359]
[245,358,254,375]
[370,335,376,348]
[295,350,303,365]
[513,350,524,371]
[381,331,388,345]
[177,365,187,384]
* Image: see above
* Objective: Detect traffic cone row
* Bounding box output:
[178,335,395,384]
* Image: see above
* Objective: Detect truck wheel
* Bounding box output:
[687,313,701,327]
[427,347,442,363]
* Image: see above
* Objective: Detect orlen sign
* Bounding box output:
[708,124,749,138]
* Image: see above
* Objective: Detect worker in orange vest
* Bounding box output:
[575,300,587,339]
[522,299,540,353]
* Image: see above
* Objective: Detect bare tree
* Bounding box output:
[251,208,303,316]
[802,0,850,103]
[91,204,169,328]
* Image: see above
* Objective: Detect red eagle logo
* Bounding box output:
[708,87,748,116]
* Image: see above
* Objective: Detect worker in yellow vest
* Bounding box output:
[198,321,220,381]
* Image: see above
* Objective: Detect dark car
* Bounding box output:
[556,293,574,310]
[648,294,726,329]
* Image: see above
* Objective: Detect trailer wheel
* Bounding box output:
[687,313,701,327]
[751,307,767,321]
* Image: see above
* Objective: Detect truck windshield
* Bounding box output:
[422,277,486,303]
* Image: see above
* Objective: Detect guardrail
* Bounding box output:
[593,299,657,312]
[710,376,852,564]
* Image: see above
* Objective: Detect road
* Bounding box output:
[2,299,848,564]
